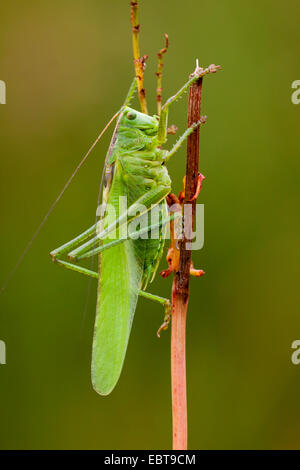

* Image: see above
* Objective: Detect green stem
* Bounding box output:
[130,1,148,114]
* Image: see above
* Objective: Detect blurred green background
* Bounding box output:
[0,0,299,450]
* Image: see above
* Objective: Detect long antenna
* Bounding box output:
[0,111,119,295]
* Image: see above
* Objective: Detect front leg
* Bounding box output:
[163,116,207,164]
[157,63,220,144]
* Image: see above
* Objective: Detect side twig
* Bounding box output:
[156,34,169,115]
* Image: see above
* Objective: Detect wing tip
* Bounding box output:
[91,371,117,396]
[92,380,114,396]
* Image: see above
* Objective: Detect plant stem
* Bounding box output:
[171,282,188,450]
[130,1,148,114]
[171,69,203,451]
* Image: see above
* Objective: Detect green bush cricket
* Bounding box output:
[49,64,216,396]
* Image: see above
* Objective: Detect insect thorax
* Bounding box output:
[106,107,170,191]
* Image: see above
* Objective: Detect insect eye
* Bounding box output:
[127,112,137,121]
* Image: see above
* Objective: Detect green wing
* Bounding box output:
[92,237,144,395]
[91,114,171,396]
[91,157,146,395]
